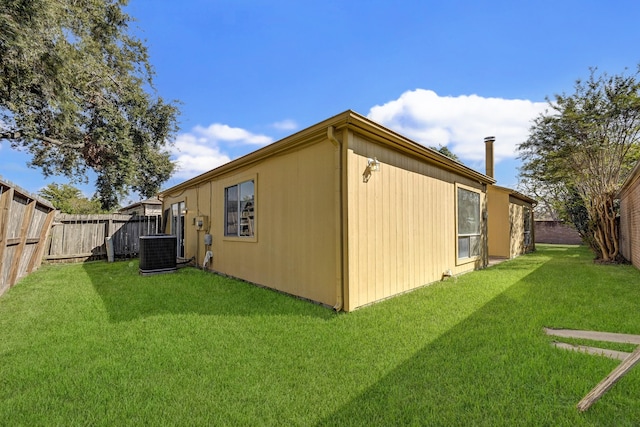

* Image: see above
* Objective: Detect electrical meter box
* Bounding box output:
[195,215,208,230]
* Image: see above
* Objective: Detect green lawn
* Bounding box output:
[1,245,640,426]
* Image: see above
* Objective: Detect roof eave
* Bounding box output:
[619,160,640,198]
[159,110,496,197]
[342,111,495,185]
[491,184,537,205]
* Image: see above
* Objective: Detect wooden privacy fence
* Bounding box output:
[0,179,56,297]
[45,214,162,262]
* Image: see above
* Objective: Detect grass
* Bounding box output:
[1,245,640,426]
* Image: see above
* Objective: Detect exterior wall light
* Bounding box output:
[363,157,381,183]
[367,157,380,172]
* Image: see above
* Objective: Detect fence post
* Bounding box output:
[0,187,14,295]
[0,187,13,271]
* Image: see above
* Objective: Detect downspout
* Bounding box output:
[482,183,489,268]
[327,125,344,311]
[484,136,495,269]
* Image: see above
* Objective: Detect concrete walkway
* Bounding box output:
[551,342,631,361]
[545,328,640,360]
[545,328,640,411]
[488,257,509,267]
[544,328,640,344]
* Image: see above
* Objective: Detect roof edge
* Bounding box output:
[160,110,496,196]
[619,160,640,198]
[491,184,537,205]
[341,111,495,185]
[160,110,355,195]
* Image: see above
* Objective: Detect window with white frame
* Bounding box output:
[457,187,481,259]
[171,201,185,257]
[224,180,255,237]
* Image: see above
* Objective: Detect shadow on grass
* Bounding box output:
[316,245,640,426]
[83,260,336,322]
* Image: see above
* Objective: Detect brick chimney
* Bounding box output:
[484,136,495,179]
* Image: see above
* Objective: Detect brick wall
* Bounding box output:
[620,178,640,267]
[534,220,582,245]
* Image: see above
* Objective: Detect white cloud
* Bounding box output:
[367,89,548,164]
[170,123,273,180]
[193,123,273,145]
[271,119,298,131]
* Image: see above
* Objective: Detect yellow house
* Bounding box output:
[159,110,496,311]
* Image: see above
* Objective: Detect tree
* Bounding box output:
[431,144,461,162]
[516,177,564,221]
[519,67,640,262]
[38,183,107,214]
[0,0,179,211]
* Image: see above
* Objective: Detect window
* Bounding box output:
[523,206,532,246]
[225,179,255,237]
[171,201,185,257]
[457,187,481,259]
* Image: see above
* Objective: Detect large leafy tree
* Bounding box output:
[519,67,640,262]
[0,0,179,210]
[38,183,106,214]
[516,177,563,220]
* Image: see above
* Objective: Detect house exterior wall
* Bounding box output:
[143,205,162,216]
[508,197,535,258]
[344,132,487,310]
[119,203,162,216]
[162,135,340,307]
[487,186,510,258]
[620,173,640,267]
[487,186,535,259]
[161,111,496,312]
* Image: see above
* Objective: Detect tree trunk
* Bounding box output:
[589,194,619,262]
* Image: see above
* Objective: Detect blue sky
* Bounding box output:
[2,0,640,203]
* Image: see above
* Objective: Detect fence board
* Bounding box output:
[0,177,162,297]
[7,199,35,287]
[0,179,55,297]
[0,187,13,296]
[45,214,161,262]
[28,209,55,273]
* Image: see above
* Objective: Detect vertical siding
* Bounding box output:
[161,125,493,311]
[487,187,510,258]
[163,137,339,307]
[346,133,485,310]
[509,203,523,258]
[508,197,535,258]
[488,187,535,259]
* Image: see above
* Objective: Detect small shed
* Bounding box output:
[118,198,162,216]
[159,110,495,311]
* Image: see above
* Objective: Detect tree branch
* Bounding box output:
[0,131,85,149]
